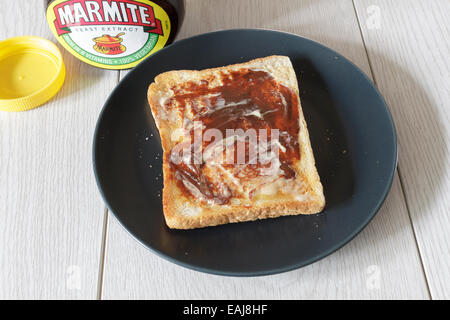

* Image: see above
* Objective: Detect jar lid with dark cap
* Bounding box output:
[45,0,184,69]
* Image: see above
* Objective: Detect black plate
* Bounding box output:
[93,29,397,276]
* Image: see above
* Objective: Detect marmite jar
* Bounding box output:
[45,0,185,69]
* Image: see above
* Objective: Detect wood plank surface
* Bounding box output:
[0,1,118,299]
[101,0,429,299]
[354,0,450,299]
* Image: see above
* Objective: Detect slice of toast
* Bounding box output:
[148,55,325,229]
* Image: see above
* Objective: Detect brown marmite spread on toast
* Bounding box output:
[164,69,301,205]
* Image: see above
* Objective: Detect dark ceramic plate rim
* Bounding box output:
[92,28,398,277]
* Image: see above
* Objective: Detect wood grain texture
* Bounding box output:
[0,1,118,298]
[354,0,450,299]
[102,0,429,299]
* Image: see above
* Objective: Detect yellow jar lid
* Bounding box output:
[0,36,65,112]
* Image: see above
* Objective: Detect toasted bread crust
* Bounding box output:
[148,55,325,229]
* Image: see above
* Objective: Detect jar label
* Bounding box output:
[46,0,171,69]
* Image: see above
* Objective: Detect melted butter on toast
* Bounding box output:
[161,68,309,206]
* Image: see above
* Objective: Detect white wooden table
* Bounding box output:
[1,0,449,300]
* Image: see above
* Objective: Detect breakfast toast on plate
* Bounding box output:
[148,55,325,229]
